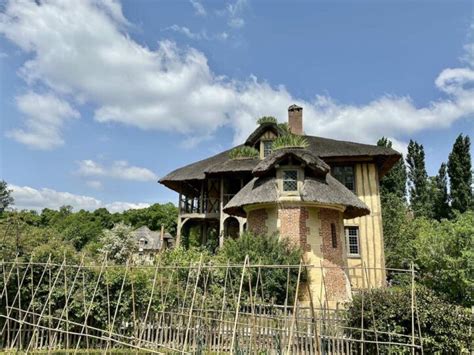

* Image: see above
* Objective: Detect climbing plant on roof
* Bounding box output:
[257,116,277,125]
[272,134,309,150]
[229,146,259,159]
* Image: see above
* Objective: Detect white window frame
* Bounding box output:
[345,226,360,257]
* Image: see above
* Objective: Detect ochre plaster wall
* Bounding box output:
[345,163,386,289]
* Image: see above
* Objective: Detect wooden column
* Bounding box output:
[219,178,225,248]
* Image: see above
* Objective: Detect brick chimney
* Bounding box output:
[288,104,303,135]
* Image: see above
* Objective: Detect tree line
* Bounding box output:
[0,187,178,260]
[377,134,472,307]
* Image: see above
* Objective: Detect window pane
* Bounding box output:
[345,226,360,256]
[263,141,273,157]
[283,170,298,191]
[333,166,355,192]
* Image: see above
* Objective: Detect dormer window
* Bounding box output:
[283,170,298,191]
[263,141,273,157]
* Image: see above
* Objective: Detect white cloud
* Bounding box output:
[165,25,228,41]
[10,184,150,212]
[219,0,247,29]
[189,0,206,16]
[77,159,158,182]
[0,0,473,152]
[6,92,79,149]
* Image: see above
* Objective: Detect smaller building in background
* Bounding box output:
[131,226,174,263]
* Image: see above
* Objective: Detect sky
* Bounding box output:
[0,0,473,212]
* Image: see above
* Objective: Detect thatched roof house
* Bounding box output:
[159,104,401,305]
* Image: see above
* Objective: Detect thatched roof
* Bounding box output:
[223,174,370,219]
[252,148,330,177]
[131,226,173,251]
[245,122,286,146]
[159,123,401,193]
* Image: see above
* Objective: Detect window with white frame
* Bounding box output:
[283,170,298,191]
[333,166,355,192]
[263,141,273,157]
[345,226,360,257]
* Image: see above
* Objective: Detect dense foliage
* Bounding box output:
[346,286,471,353]
[0,202,178,260]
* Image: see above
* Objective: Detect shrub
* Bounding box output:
[257,116,277,125]
[229,146,259,159]
[217,232,303,304]
[272,134,309,150]
[345,286,471,353]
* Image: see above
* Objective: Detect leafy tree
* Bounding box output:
[0,180,14,213]
[431,163,451,220]
[346,286,471,353]
[217,232,303,304]
[98,223,137,263]
[406,140,431,218]
[411,212,473,306]
[377,137,407,199]
[380,193,411,269]
[448,134,472,213]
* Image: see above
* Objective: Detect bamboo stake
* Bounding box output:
[286,259,303,355]
[73,257,107,353]
[25,258,66,352]
[216,260,230,352]
[138,259,161,347]
[230,255,248,353]
[49,255,85,350]
[411,262,415,355]
[0,254,18,300]
[10,255,51,348]
[183,254,203,353]
[105,260,130,352]
[363,261,380,354]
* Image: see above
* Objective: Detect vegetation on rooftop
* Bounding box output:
[228,146,259,159]
[272,133,309,150]
[257,116,277,125]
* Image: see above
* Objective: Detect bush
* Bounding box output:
[257,116,277,125]
[346,286,471,353]
[229,146,259,159]
[272,134,309,150]
[217,232,303,304]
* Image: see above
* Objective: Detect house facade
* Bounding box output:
[160,105,400,304]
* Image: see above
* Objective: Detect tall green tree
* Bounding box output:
[432,163,451,220]
[406,140,431,217]
[0,180,14,213]
[377,137,407,199]
[447,134,472,213]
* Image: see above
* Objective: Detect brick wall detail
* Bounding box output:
[279,206,310,251]
[319,209,350,302]
[247,209,268,235]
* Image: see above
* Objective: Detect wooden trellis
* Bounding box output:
[0,256,424,354]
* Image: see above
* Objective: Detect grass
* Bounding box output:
[272,134,309,150]
[229,146,259,159]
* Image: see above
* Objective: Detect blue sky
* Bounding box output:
[0,0,473,211]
